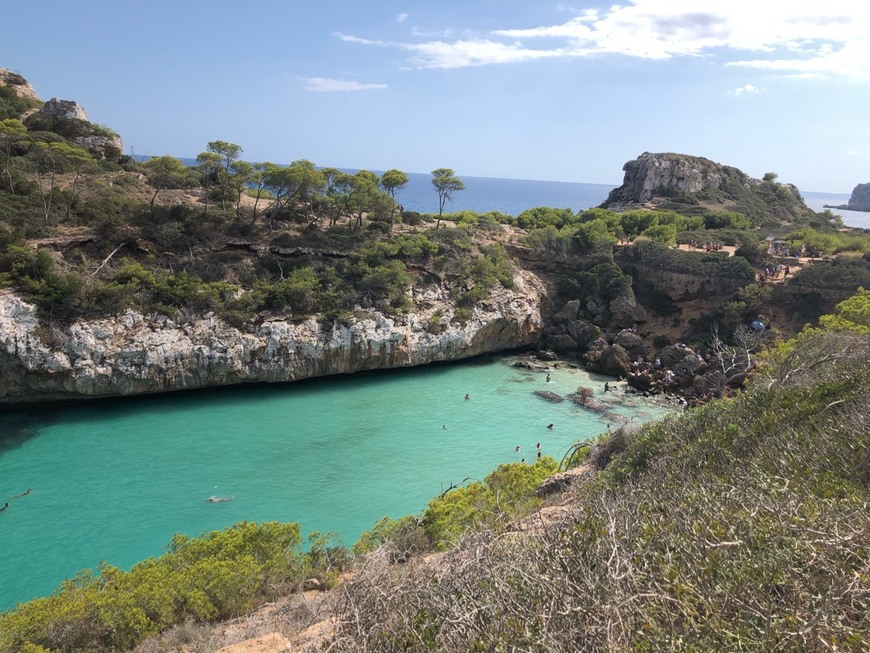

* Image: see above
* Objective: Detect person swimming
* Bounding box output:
[0,502,9,513]
[546,373,551,382]
[464,393,470,400]
[547,423,554,430]
[442,424,449,430]
[9,488,31,499]
[206,496,234,503]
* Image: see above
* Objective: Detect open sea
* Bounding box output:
[169,158,870,229]
[2,169,867,612]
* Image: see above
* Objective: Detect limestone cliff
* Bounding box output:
[41,98,90,121]
[825,182,870,212]
[601,152,814,224]
[0,272,545,404]
[0,68,41,103]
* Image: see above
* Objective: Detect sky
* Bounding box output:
[2,1,868,192]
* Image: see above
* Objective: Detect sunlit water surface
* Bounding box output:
[0,356,672,610]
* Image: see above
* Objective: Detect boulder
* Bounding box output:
[585,344,631,378]
[613,330,648,361]
[41,98,90,121]
[566,319,599,349]
[534,390,564,403]
[609,295,645,328]
[553,299,581,325]
[545,333,579,353]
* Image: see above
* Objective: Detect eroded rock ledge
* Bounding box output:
[0,273,545,404]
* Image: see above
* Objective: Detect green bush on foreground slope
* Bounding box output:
[330,291,870,652]
[0,459,555,653]
[0,523,313,652]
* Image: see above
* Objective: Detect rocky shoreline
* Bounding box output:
[0,273,546,404]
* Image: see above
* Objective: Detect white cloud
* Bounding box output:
[337,1,870,79]
[397,13,408,23]
[732,83,761,95]
[402,39,566,69]
[302,77,388,92]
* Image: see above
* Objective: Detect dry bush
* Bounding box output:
[327,333,870,652]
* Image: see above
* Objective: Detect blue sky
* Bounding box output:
[2,1,868,192]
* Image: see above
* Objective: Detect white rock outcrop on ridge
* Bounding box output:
[0,272,545,404]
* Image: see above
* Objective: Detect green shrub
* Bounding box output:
[0,522,306,652]
[452,307,472,324]
[422,458,558,549]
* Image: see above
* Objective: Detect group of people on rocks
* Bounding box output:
[628,349,708,395]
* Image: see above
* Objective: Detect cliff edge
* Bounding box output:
[0,273,545,404]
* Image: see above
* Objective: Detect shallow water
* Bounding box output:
[0,356,671,610]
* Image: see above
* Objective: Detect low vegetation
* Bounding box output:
[329,294,870,651]
[2,71,870,652]
[0,522,349,652]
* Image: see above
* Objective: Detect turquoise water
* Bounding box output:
[0,356,670,611]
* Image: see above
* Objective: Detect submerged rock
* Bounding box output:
[534,390,564,403]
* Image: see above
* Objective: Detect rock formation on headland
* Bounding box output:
[601,152,813,223]
[40,97,90,121]
[0,67,41,102]
[824,182,870,212]
[0,68,123,159]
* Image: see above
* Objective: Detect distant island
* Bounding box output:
[824,181,870,212]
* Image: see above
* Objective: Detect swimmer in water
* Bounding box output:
[464,393,470,400]
[547,423,554,430]
[442,424,448,430]
[0,502,9,513]
[206,496,234,503]
[546,373,551,382]
[9,488,31,499]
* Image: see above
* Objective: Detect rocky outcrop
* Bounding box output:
[0,68,41,102]
[74,133,124,159]
[603,152,728,207]
[40,98,90,121]
[601,152,812,223]
[584,342,631,378]
[0,273,546,404]
[825,182,870,212]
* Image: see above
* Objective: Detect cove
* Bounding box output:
[0,355,671,611]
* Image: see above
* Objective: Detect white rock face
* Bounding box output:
[0,273,546,403]
[40,98,90,121]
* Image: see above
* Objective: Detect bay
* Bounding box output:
[802,192,870,230]
[0,356,671,611]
